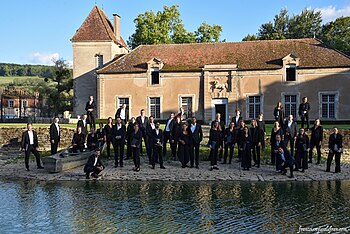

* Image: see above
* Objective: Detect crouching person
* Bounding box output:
[84,148,105,179]
[277,146,294,178]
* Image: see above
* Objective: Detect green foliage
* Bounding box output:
[128,5,222,48]
[242,34,258,41]
[320,16,350,53]
[0,63,55,78]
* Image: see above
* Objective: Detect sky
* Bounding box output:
[0,0,349,65]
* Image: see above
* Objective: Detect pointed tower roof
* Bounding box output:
[71,5,127,48]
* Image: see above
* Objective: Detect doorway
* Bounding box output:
[215,104,226,124]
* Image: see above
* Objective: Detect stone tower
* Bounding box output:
[71,5,129,117]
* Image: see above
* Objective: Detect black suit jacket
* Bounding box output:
[250,126,264,143]
[85,101,95,115]
[21,130,39,150]
[284,121,297,138]
[231,116,243,128]
[77,119,88,136]
[328,133,343,151]
[136,116,149,131]
[211,120,225,132]
[298,102,310,116]
[146,123,156,138]
[84,154,104,172]
[115,107,129,122]
[189,123,203,144]
[50,123,60,143]
[152,129,164,145]
[111,124,126,142]
[310,125,323,144]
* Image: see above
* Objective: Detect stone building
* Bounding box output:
[72,6,350,123]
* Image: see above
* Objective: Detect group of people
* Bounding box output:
[20,95,344,180]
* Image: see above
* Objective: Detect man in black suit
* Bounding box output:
[85,95,96,130]
[326,127,343,173]
[77,114,88,141]
[84,148,105,179]
[298,96,311,130]
[21,123,44,171]
[273,134,285,172]
[277,146,294,178]
[283,115,297,157]
[115,103,129,125]
[189,116,203,168]
[49,117,60,155]
[231,108,243,128]
[309,119,323,164]
[250,119,264,168]
[151,122,166,169]
[136,109,149,155]
[211,113,225,160]
[163,112,175,157]
[146,116,156,164]
[112,117,126,167]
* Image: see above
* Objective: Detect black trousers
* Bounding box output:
[223,143,234,164]
[300,114,309,129]
[270,144,276,165]
[309,142,321,163]
[132,147,140,169]
[178,144,190,167]
[210,143,219,166]
[106,139,112,159]
[190,143,200,167]
[252,142,261,166]
[326,152,341,173]
[284,136,295,157]
[25,145,42,169]
[86,166,103,176]
[113,140,124,166]
[50,141,59,155]
[218,139,223,160]
[147,137,154,163]
[163,131,175,158]
[295,151,308,170]
[126,137,132,159]
[152,145,164,167]
[87,112,95,130]
[282,162,294,176]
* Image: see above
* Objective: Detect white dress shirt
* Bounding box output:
[28,131,34,145]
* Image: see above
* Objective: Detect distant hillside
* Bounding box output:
[0,63,55,78]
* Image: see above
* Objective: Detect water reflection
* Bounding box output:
[0,180,350,233]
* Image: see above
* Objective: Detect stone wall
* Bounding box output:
[0,127,75,152]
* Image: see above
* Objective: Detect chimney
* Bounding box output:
[113,14,121,41]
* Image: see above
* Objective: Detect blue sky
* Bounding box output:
[0,0,349,65]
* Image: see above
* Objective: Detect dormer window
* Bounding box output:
[96,54,103,69]
[151,68,160,85]
[286,66,296,81]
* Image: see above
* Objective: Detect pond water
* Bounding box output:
[0,180,349,233]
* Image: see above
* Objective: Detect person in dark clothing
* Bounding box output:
[87,128,98,151]
[21,123,44,171]
[96,122,105,149]
[309,119,323,164]
[257,113,266,149]
[112,117,126,167]
[130,123,143,172]
[151,122,166,169]
[277,147,294,178]
[273,101,285,129]
[189,116,203,168]
[163,113,175,158]
[85,95,96,130]
[231,109,243,129]
[49,117,60,155]
[326,128,343,173]
[250,119,264,168]
[240,126,252,171]
[77,114,88,141]
[136,109,149,156]
[103,117,114,160]
[223,121,236,164]
[273,134,285,172]
[298,96,311,130]
[171,116,182,161]
[211,113,225,161]
[284,115,297,157]
[72,126,85,153]
[208,121,222,171]
[146,116,156,164]
[294,128,310,172]
[84,148,104,179]
[270,121,283,165]
[126,117,136,160]
[236,120,247,162]
[178,122,191,168]
[115,103,129,125]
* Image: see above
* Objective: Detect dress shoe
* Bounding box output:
[37,166,44,169]
[26,168,30,171]
[294,168,300,171]
[119,164,123,168]
[256,165,260,168]
[209,166,214,171]
[91,173,98,178]
[189,165,194,168]
[181,165,186,168]
[288,175,294,178]
[326,169,330,172]
[114,165,118,168]
[151,165,155,169]
[301,169,305,173]
[195,165,199,169]
[136,167,140,172]
[308,160,312,163]
[160,166,166,169]
[252,163,256,167]
[316,162,320,165]
[221,161,227,164]
[86,174,90,179]
[281,169,287,175]
[213,166,219,170]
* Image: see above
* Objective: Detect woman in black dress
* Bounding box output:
[236,120,246,162]
[208,121,222,170]
[223,121,236,164]
[240,126,252,170]
[104,117,113,160]
[178,122,190,168]
[273,101,285,129]
[72,126,85,153]
[294,128,309,172]
[130,123,142,172]
[96,122,105,149]
[126,117,136,160]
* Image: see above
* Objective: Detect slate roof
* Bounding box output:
[71,5,127,48]
[97,38,350,74]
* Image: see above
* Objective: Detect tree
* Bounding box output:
[128,5,222,48]
[287,8,322,38]
[242,34,258,41]
[321,17,350,53]
[258,9,289,40]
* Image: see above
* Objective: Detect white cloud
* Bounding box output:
[29,52,60,65]
[315,5,350,22]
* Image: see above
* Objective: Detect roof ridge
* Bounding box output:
[95,6,115,42]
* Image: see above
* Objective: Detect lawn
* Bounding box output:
[0,76,45,85]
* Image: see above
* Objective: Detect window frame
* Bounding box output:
[179,95,195,120]
[8,99,14,108]
[148,96,162,119]
[246,95,262,119]
[150,67,160,86]
[116,95,131,114]
[284,64,297,82]
[281,92,300,118]
[319,91,339,120]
